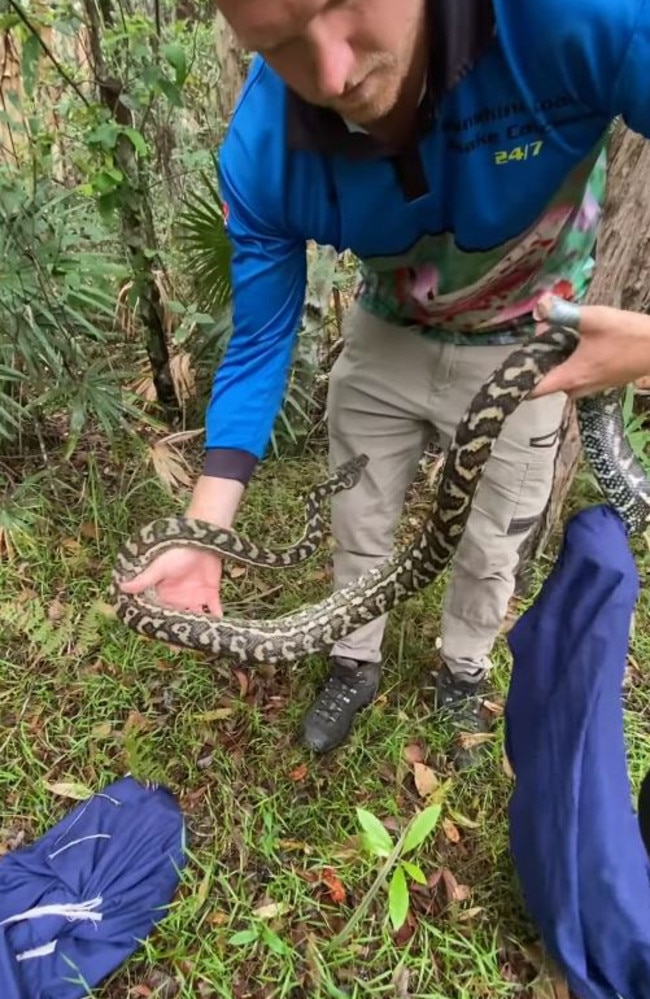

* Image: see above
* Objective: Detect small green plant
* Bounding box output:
[229,921,290,958]
[332,803,441,945]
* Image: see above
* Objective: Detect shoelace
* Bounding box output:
[313,674,357,721]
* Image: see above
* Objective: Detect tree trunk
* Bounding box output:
[515,123,650,594]
[213,14,249,125]
[83,0,180,418]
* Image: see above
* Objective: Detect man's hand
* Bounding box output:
[118,475,245,617]
[530,293,650,400]
[119,546,225,616]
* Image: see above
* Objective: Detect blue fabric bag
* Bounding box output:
[505,505,650,999]
[0,776,186,997]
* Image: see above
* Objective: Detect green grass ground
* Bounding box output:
[2,442,650,998]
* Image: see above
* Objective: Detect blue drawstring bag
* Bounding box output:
[505,505,650,999]
[0,776,186,998]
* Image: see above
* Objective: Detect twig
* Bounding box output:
[6,0,90,107]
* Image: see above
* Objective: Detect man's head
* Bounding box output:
[216,0,427,126]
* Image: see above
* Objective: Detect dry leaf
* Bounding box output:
[0,829,25,856]
[130,372,158,402]
[457,731,495,750]
[448,809,480,830]
[288,762,308,782]
[403,743,425,765]
[441,868,471,903]
[229,565,246,579]
[392,964,410,998]
[170,350,196,403]
[80,522,99,540]
[442,818,461,844]
[47,598,66,622]
[532,969,571,999]
[320,867,346,904]
[0,527,15,560]
[61,538,82,554]
[44,781,93,801]
[502,749,515,780]
[196,868,211,907]
[456,906,484,922]
[413,761,438,798]
[195,708,234,722]
[124,710,156,733]
[253,901,288,919]
[17,588,38,603]
[91,722,113,739]
[482,698,504,716]
[233,670,250,698]
[149,441,193,494]
[278,839,312,854]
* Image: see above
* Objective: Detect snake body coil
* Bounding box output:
[109,324,650,664]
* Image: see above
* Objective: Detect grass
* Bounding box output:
[1,439,650,998]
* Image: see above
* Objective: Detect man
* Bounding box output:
[122,0,650,762]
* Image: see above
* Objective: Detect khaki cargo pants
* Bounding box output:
[327,304,566,675]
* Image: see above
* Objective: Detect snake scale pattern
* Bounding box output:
[109,320,650,664]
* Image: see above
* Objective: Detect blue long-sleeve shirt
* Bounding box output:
[204,0,650,483]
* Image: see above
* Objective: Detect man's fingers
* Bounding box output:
[529,367,564,400]
[119,565,160,594]
[206,596,223,618]
[534,293,582,329]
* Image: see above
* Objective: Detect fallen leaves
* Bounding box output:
[429,867,472,903]
[46,597,66,622]
[413,761,439,798]
[457,731,496,751]
[0,828,25,857]
[532,972,571,999]
[403,741,439,799]
[392,964,411,998]
[129,969,179,999]
[194,707,235,723]
[288,762,308,783]
[403,742,425,765]
[79,521,100,541]
[525,945,572,999]
[320,867,347,905]
[442,818,461,844]
[253,901,288,920]
[44,780,93,801]
[148,440,194,494]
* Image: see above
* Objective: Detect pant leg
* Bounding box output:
[327,305,444,662]
[429,342,567,675]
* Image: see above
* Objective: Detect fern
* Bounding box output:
[0,597,75,662]
[76,599,114,656]
[0,595,111,661]
[122,725,166,788]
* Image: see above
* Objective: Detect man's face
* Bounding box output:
[216,0,426,126]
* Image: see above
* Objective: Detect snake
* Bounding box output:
[108,299,650,664]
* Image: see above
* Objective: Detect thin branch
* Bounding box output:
[6,0,90,107]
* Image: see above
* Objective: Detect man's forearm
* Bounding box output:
[186,475,245,527]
